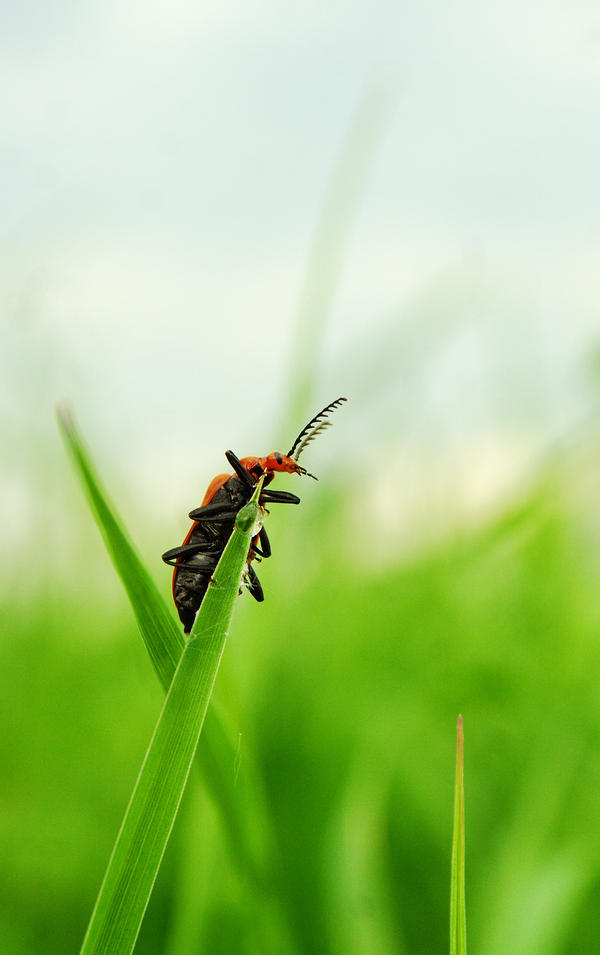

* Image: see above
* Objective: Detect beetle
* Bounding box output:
[162,397,347,632]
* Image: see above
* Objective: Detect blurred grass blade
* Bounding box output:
[450,714,467,955]
[57,404,184,688]
[281,78,395,432]
[80,488,261,955]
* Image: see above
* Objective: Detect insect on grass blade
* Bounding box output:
[79,487,262,955]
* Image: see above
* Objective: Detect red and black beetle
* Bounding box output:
[162,397,347,632]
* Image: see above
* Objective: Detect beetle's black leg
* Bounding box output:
[165,554,217,570]
[188,501,240,521]
[249,526,271,559]
[225,450,255,487]
[257,526,271,558]
[162,542,221,568]
[246,563,264,602]
[259,490,301,505]
[162,539,220,563]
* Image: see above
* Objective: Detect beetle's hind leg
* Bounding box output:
[245,563,264,602]
[251,526,271,559]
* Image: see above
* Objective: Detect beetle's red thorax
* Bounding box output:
[240,452,298,475]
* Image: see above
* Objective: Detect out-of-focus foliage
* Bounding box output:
[2,31,600,950]
[2,439,600,953]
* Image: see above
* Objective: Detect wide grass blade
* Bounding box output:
[57,404,184,687]
[450,714,467,955]
[79,486,262,955]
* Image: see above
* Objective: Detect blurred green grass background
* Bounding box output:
[3,412,600,953]
[2,21,600,949]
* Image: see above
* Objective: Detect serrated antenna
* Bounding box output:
[287,397,348,459]
[292,421,331,460]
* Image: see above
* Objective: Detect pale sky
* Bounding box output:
[2,0,600,534]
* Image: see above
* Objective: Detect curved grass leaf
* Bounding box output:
[79,487,261,955]
[450,714,467,955]
[57,404,184,686]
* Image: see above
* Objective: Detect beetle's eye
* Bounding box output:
[274,451,283,465]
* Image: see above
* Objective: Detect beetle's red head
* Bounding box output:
[240,397,347,483]
[260,451,317,479]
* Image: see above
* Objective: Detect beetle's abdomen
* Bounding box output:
[173,476,252,632]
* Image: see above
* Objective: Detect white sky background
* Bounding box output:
[2,0,600,551]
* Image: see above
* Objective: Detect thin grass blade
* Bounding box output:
[79,487,261,955]
[280,79,395,434]
[450,714,467,955]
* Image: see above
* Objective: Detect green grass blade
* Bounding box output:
[57,406,271,882]
[79,488,261,955]
[57,404,184,688]
[450,714,467,955]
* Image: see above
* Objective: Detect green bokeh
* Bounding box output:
[3,444,600,953]
[2,79,599,954]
